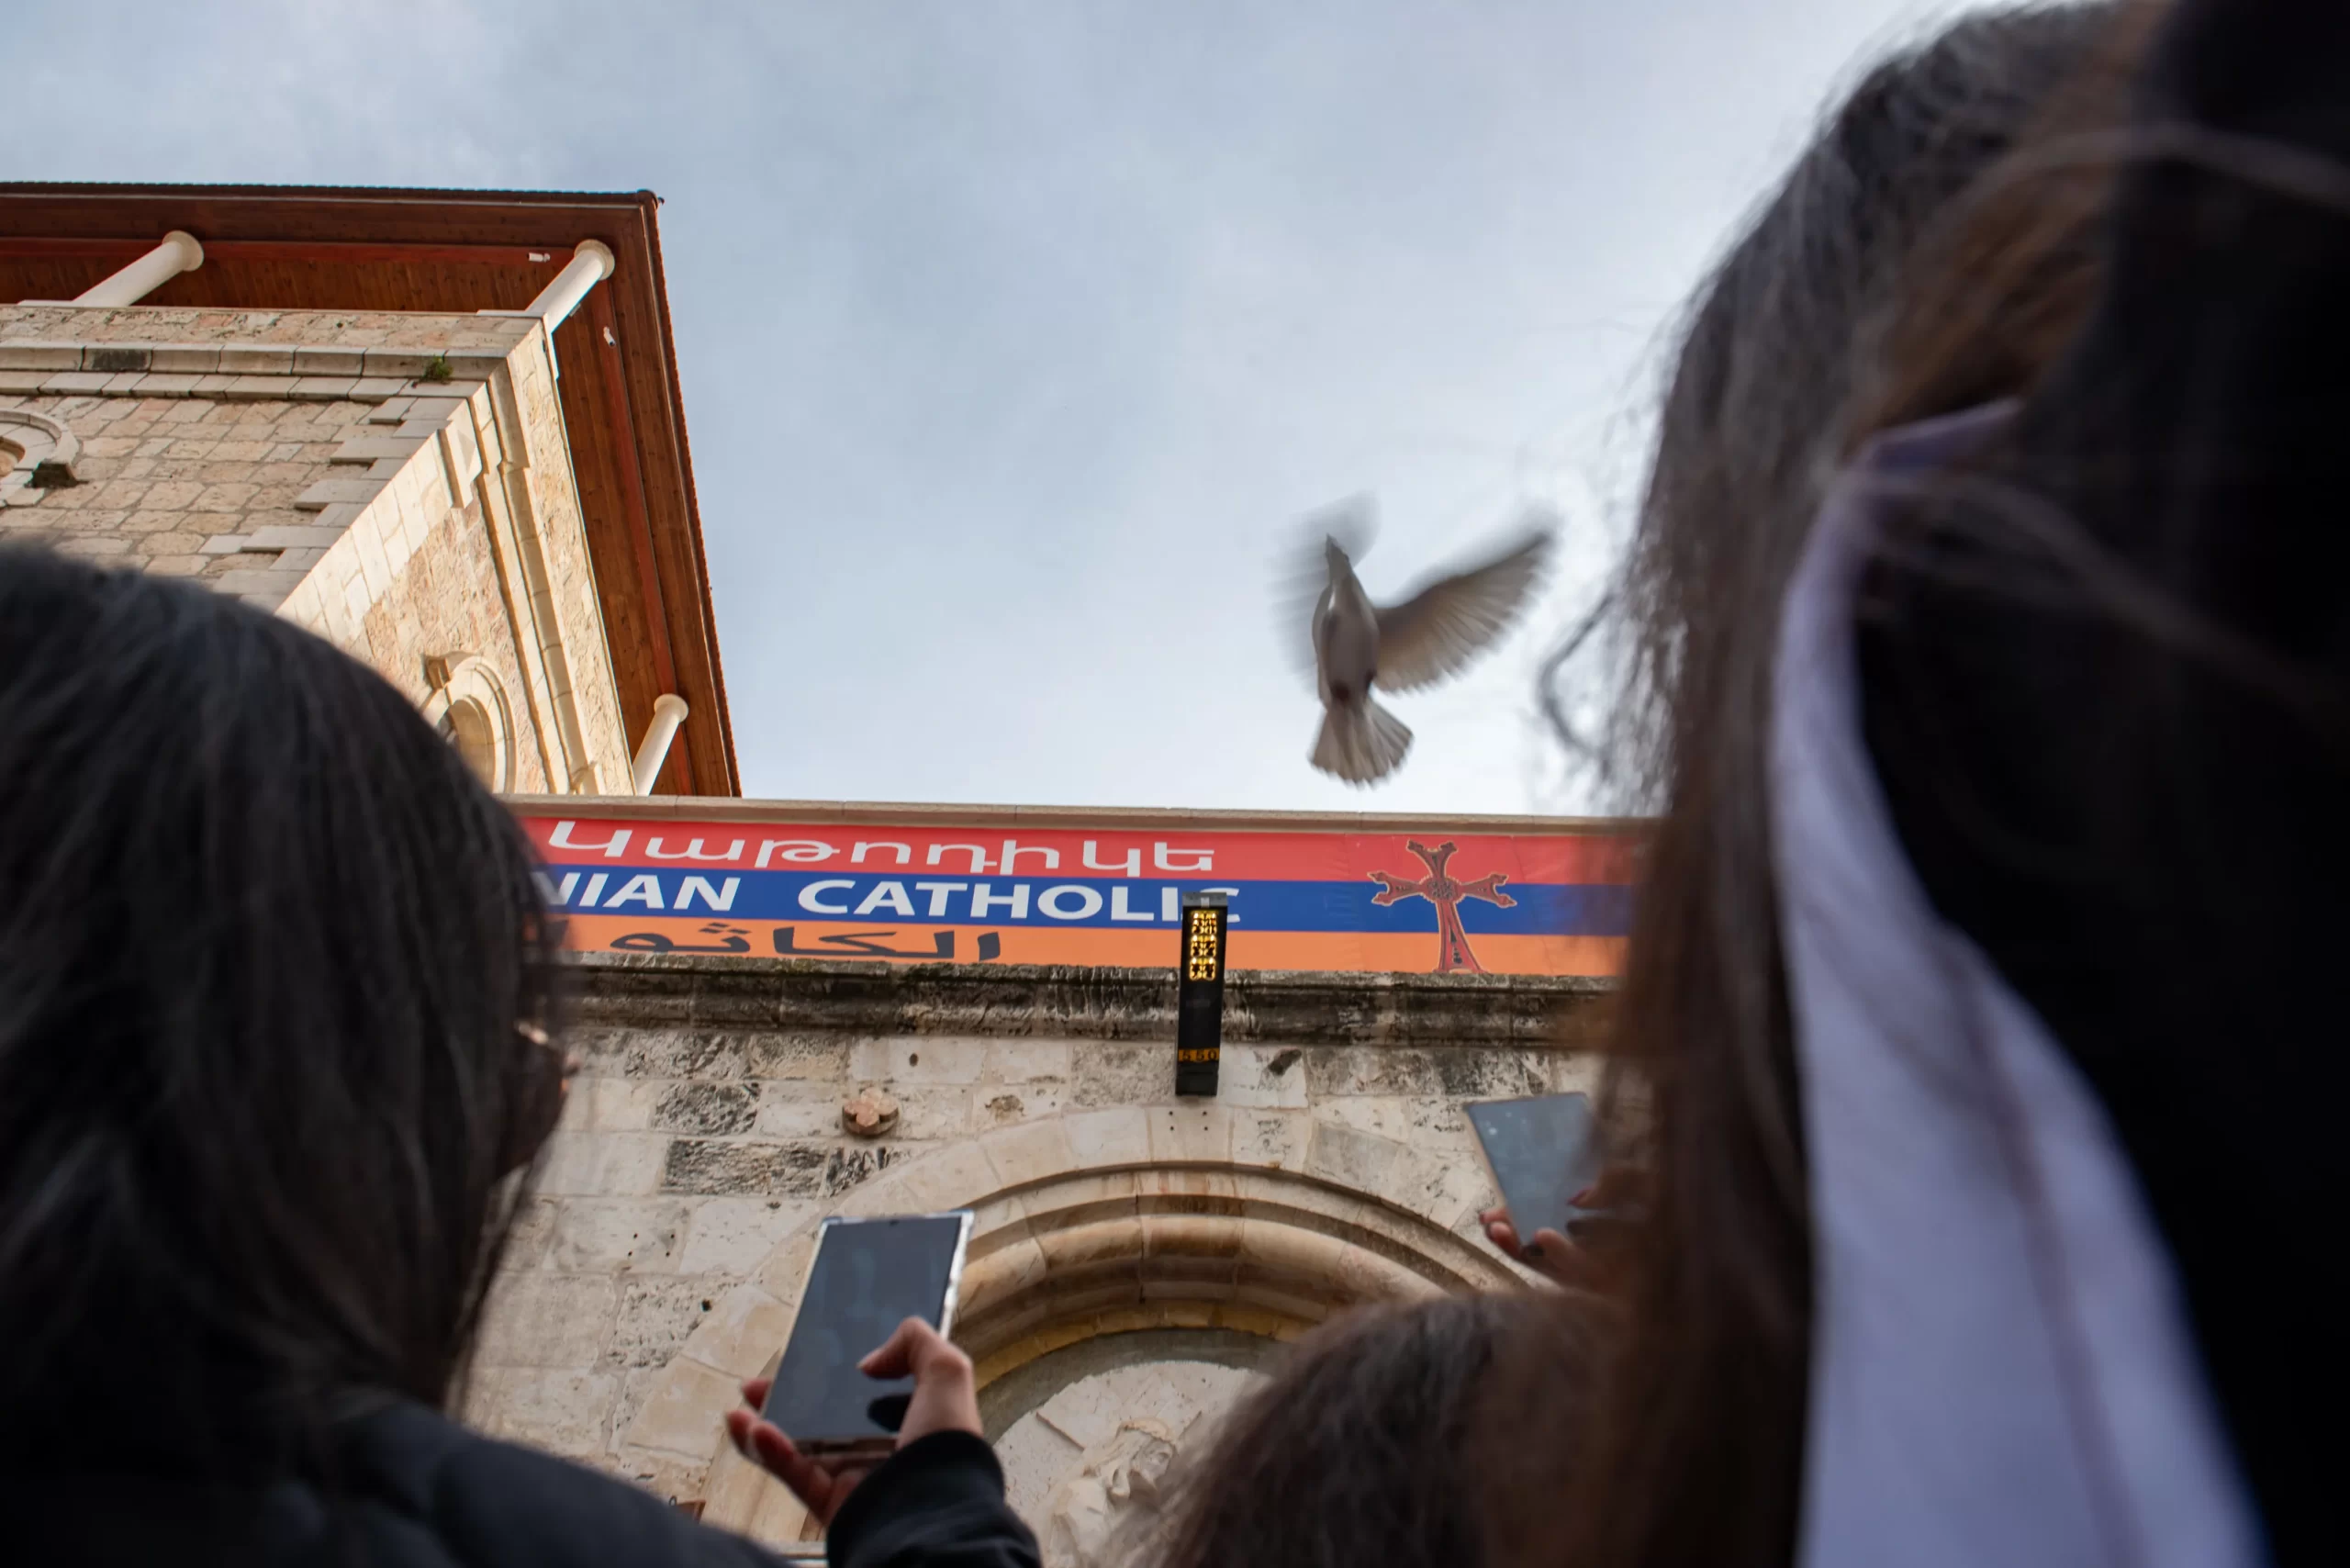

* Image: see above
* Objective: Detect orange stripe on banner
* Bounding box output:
[560,915,1626,978]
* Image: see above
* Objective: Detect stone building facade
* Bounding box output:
[4,187,1622,1566]
[0,303,633,793]
[466,952,1606,1558]
[0,185,741,797]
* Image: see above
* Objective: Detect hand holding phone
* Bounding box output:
[1468,1093,1605,1285]
[726,1316,982,1528]
[723,1212,978,1526]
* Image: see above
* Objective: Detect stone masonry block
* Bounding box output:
[1217,1045,1309,1110]
[365,395,416,424]
[652,1082,759,1137]
[1147,1103,1234,1165]
[888,1140,1002,1213]
[0,372,49,395]
[222,375,299,401]
[1232,1109,1313,1171]
[289,377,359,402]
[550,1197,690,1275]
[979,1118,1076,1190]
[216,346,296,374]
[0,342,81,371]
[442,347,512,373]
[476,1368,617,1460]
[212,568,309,600]
[244,522,349,550]
[619,1356,738,1462]
[476,1272,617,1370]
[363,350,436,378]
[150,346,222,373]
[1070,1044,1165,1108]
[291,346,366,375]
[293,477,384,510]
[661,1140,832,1199]
[330,434,428,465]
[979,1041,1072,1083]
[1061,1105,1150,1167]
[610,1277,720,1370]
[536,1130,672,1197]
[130,373,203,398]
[676,1197,819,1277]
[679,1286,796,1380]
[84,346,152,373]
[848,1038,985,1086]
[349,377,408,403]
[40,371,112,395]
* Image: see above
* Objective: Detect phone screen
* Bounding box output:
[761,1214,970,1450]
[1466,1092,1602,1244]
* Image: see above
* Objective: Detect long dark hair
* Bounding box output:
[0,547,565,1470]
[1516,6,2142,1565]
[1132,1293,1593,1568]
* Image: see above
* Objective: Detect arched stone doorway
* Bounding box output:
[632,1133,1521,1547]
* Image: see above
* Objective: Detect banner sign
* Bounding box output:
[520,812,1636,978]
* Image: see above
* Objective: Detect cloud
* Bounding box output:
[13,0,1969,812]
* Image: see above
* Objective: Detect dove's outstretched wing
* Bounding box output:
[1272,495,1378,686]
[1373,527,1553,692]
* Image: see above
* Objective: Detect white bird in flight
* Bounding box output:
[1289,498,1554,786]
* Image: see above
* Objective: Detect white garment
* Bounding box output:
[1769,405,2266,1568]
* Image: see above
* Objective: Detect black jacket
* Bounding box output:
[823,1434,1039,1568]
[5,1403,1034,1568]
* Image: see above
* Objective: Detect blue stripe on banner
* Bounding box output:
[532,869,1635,936]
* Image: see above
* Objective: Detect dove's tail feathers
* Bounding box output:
[1312,699,1413,786]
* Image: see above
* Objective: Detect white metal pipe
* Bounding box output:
[631,693,689,796]
[73,230,204,307]
[521,240,615,331]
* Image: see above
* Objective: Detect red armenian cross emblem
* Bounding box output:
[1368,839,1515,974]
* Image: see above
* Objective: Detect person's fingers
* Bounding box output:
[1484,1215,1527,1259]
[858,1315,962,1380]
[739,1377,772,1410]
[1524,1226,1588,1285]
[857,1316,984,1446]
[856,1316,922,1379]
[728,1412,869,1523]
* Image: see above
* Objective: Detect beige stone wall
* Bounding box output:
[465,954,1598,1546]
[0,305,631,793]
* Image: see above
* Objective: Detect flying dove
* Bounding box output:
[1293,499,1554,785]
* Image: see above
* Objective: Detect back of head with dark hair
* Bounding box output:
[1122,1291,1591,1568]
[0,547,563,1471]
[1516,6,2147,1566]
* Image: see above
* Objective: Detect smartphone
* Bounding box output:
[1465,1092,1604,1247]
[760,1212,975,1456]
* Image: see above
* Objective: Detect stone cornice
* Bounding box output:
[566,949,1614,1048]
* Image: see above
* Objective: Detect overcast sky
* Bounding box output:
[15,0,1982,815]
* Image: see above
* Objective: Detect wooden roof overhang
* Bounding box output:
[0,183,738,798]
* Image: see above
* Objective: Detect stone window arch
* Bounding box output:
[0,408,80,508]
[420,653,516,792]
